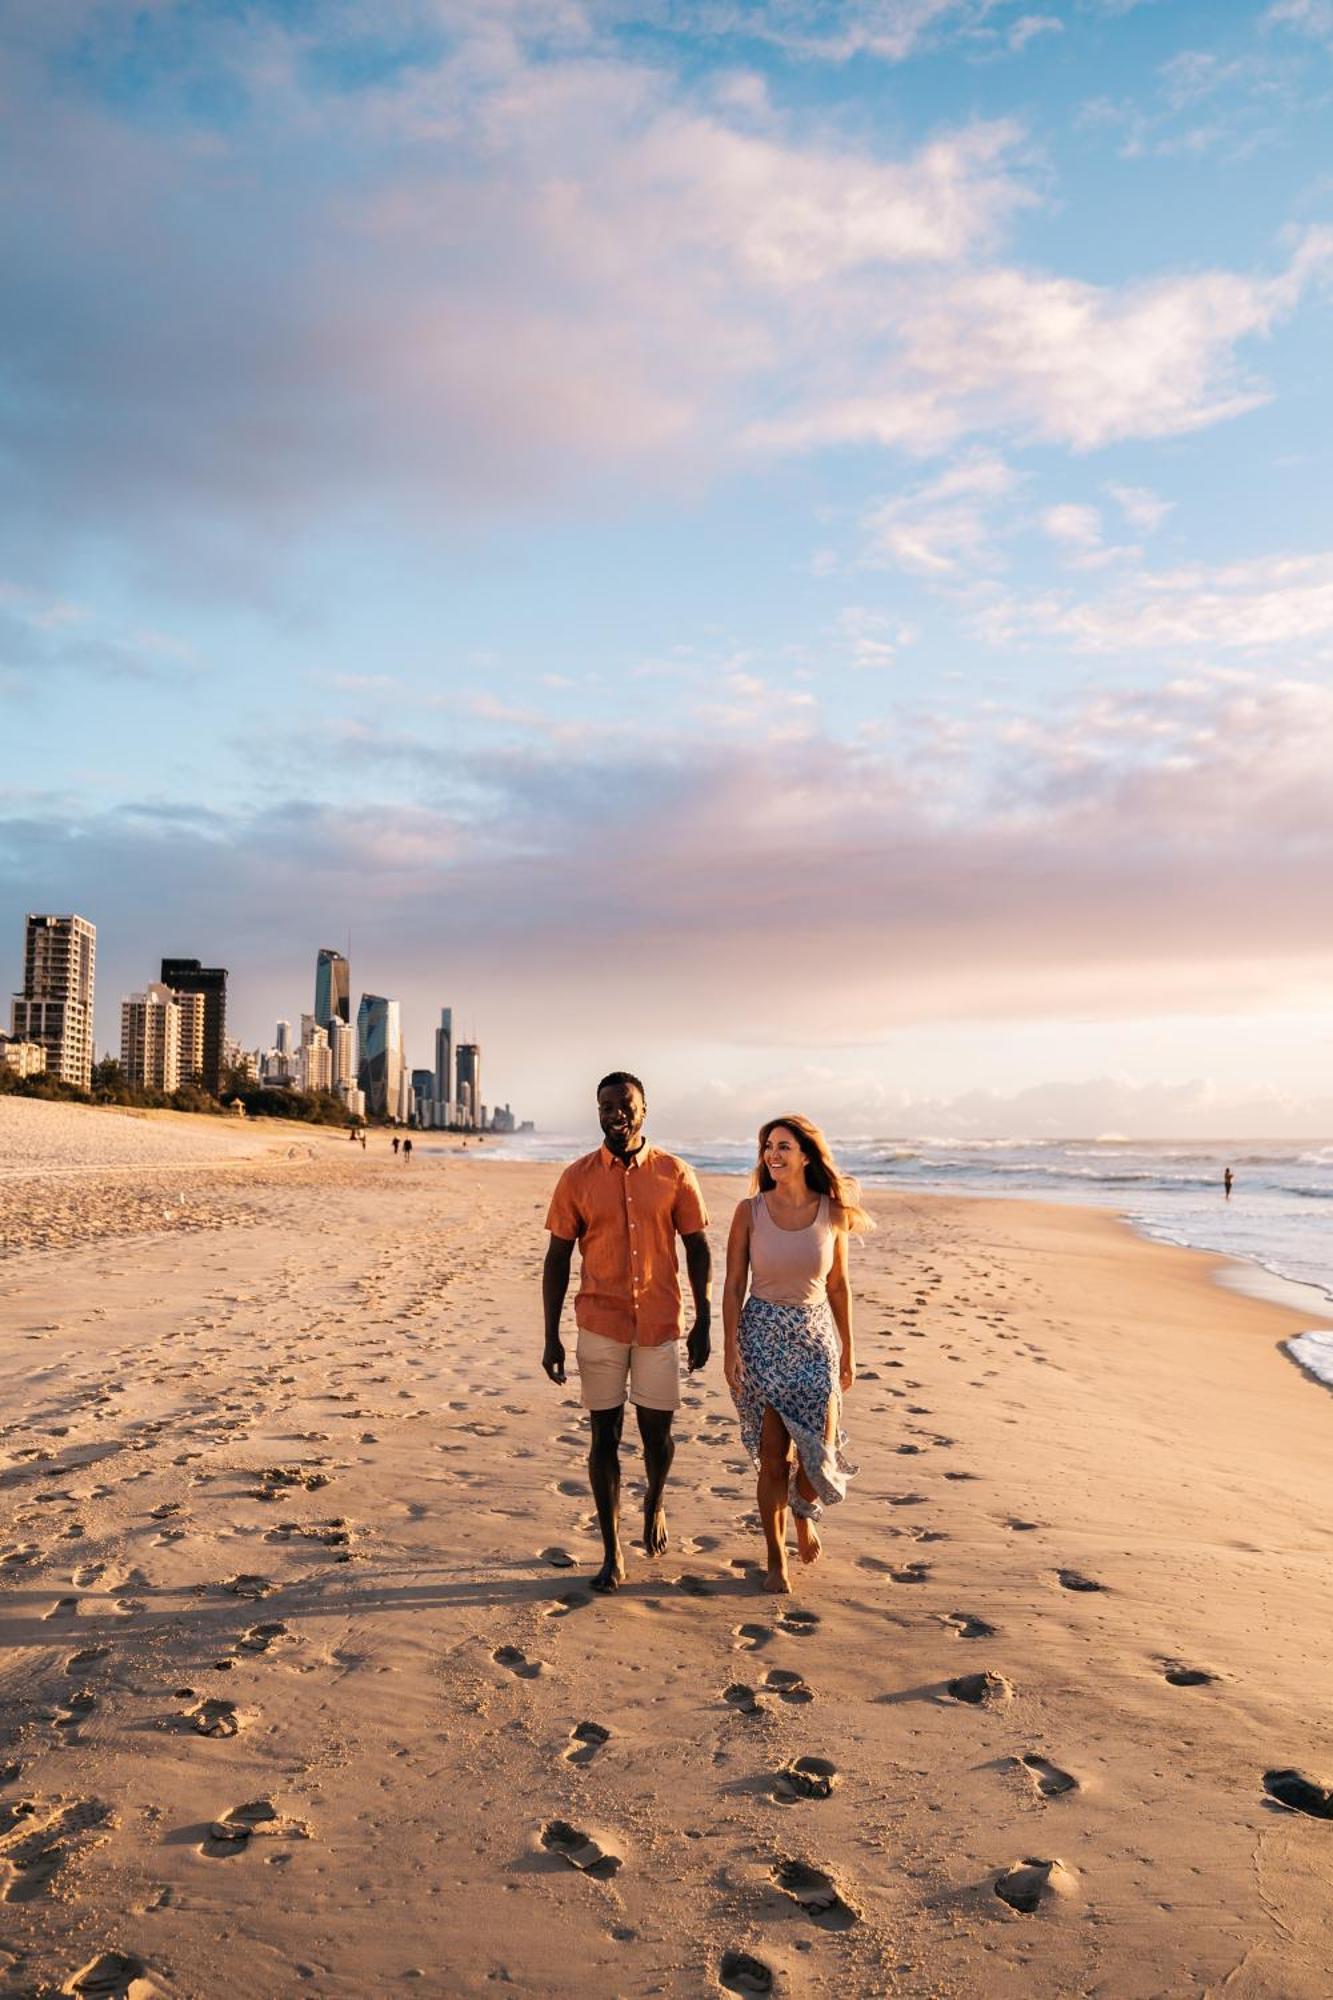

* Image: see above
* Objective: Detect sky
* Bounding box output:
[3,0,1333,1138]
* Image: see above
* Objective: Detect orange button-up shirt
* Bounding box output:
[545,1143,709,1348]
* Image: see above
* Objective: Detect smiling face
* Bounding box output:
[598,1079,646,1156]
[762,1123,809,1190]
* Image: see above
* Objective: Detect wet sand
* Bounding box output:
[3,1101,1333,1998]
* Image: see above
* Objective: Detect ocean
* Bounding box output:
[437,1131,1333,1389]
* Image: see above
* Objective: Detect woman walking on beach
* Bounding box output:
[723,1116,869,1594]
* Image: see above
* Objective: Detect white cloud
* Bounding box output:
[1008,14,1063,52]
[862,451,1019,575]
[1266,0,1333,46]
[980,549,1333,654]
[1106,483,1173,534]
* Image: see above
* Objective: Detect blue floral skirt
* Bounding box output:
[734,1296,855,1521]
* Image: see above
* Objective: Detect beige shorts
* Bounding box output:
[575,1331,681,1412]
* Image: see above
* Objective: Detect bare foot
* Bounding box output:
[795,1516,822,1565]
[643,1505,668,1557]
[590,1551,627,1594]
[763,1563,792,1595]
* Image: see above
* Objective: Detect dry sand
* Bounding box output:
[3,1101,1333,1998]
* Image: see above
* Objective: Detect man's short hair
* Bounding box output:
[597,1070,646,1100]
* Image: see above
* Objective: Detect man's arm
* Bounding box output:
[542,1235,576,1383]
[681,1229,712,1372]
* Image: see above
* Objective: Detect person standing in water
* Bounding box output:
[541,1073,712,1593]
[1224,1166,1234,1200]
[723,1115,869,1595]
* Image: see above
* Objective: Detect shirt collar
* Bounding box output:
[599,1139,651,1170]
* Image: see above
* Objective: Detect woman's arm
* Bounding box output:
[826,1219,855,1391]
[722,1201,752,1394]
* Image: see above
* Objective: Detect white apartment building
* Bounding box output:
[176,990,207,1086]
[297,1018,333,1094]
[328,1016,356,1091]
[121,981,182,1092]
[0,1035,47,1078]
[11,913,96,1088]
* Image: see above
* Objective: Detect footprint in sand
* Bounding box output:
[947,1671,1012,1707]
[1056,1569,1105,1593]
[203,1798,310,1855]
[773,1756,838,1802]
[1019,1753,1078,1799]
[890,1562,931,1585]
[1263,1769,1333,1819]
[719,1949,774,1995]
[564,1721,611,1767]
[771,1856,859,1930]
[66,1640,110,1672]
[0,1798,115,1902]
[732,1623,771,1652]
[944,1610,996,1640]
[776,1608,820,1637]
[188,1698,242,1738]
[994,1856,1075,1913]
[675,1573,715,1597]
[223,1574,275,1601]
[539,1819,622,1878]
[544,1591,593,1619]
[724,1682,764,1717]
[64,1948,157,1997]
[44,1597,81,1622]
[493,1645,547,1680]
[763,1668,814,1705]
[1163,1663,1215,1687]
[539,1547,577,1569]
[237,1621,298,1655]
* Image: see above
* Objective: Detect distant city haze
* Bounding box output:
[3,6,1331,1139]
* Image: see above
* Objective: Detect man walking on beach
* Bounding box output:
[542,1073,712,1593]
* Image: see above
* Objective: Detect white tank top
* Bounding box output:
[748,1193,835,1306]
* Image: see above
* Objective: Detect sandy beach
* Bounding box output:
[3,1101,1333,1999]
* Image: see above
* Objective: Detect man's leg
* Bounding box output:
[588,1405,626,1593]
[636,1405,675,1557]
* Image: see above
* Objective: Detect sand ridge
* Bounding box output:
[2,1103,1333,1995]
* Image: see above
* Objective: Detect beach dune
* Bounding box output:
[2,1099,1333,1997]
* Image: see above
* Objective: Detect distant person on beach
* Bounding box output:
[359,1131,367,1150]
[403,1137,413,1162]
[392,1135,400,1155]
[723,1116,869,1595]
[541,1072,712,1593]
[1224,1167,1234,1200]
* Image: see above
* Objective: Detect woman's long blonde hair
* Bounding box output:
[750,1114,875,1233]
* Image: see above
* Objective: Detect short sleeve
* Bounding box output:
[545,1166,583,1241]
[672,1162,708,1236]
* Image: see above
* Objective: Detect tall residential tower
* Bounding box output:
[12,914,96,1087]
[160,958,227,1094]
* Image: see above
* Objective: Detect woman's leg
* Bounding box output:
[793,1398,837,1564]
[758,1404,794,1593]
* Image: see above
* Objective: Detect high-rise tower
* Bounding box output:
[160,958,227,1095]
[434,1007,453,1122]
[455,1041,481,1131]
[356,994,404,1121]
[12,914,96,1087]
[314,949,350,1032]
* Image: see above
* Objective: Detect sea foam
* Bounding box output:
[1286,1332,1333,1391]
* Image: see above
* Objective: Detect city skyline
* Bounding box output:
[3,4,1333,1137]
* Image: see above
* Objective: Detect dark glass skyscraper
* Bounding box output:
[455,1041,481,1129]
[314,949,350,1032]
[160,957,227,1095]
